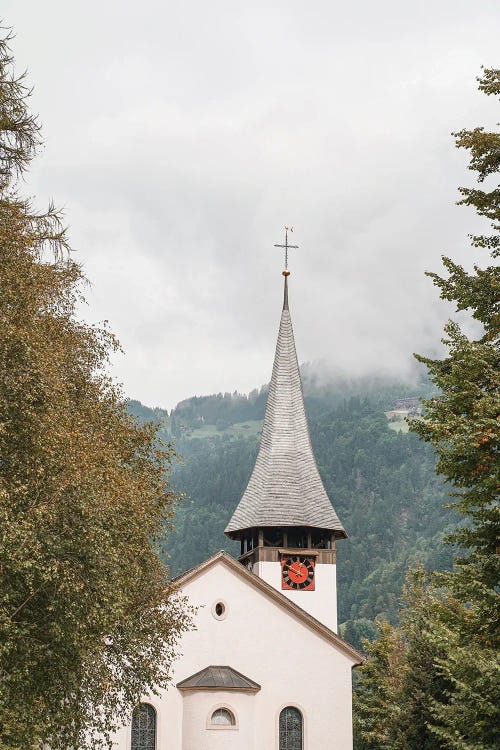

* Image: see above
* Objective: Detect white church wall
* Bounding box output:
[181,691,255,749]
[255,560,338,632]
[112,694,168,750]
[112,558,355,749]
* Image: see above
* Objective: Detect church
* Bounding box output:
[112,268,362,750]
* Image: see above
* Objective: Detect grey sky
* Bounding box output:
[4,1,499,408]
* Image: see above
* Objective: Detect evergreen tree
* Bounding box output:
[427,596,500,750]
[354,69,499,750]
[409,68,499,748]
[354,570,448,750]
[353,620,408,750]
[411,67,499,640]
[0,31,190,749]
[397,571,449,750]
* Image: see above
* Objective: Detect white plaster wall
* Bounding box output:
[182,691,255,749]
[112,693,170,750]
[256,560,338,632]
[111,559,355,750]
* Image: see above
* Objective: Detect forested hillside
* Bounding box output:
[128,370,456,649]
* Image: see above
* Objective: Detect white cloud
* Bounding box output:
[4,0,498,407]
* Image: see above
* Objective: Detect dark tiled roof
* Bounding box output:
[225,276,346,536]
[177,665,261,692]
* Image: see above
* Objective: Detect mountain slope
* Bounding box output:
[128,372,455,649]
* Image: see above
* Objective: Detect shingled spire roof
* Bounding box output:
[225,275,346,538]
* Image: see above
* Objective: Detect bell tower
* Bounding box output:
[225,262,346,633]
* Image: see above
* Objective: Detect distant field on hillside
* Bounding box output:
[387,420,410,433]
[186,419,263,440]
[388,421,410,433]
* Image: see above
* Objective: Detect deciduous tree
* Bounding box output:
[0,30,190,749]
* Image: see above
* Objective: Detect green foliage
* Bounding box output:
[355,570,500,750]
[413,67,499,750]
[165,367,435,437]
[127,398,169,426]
[410,66,499,642]
[355,68,499,750]
[452,68,499,257]
[0,31,191,749]
[312,397,453,626]
[163,435,255,572]
[341,618,380,653]
[353,620,408,750]
[170,389,268,435]
[354,570,450,750]
[428,602,500,750]
[132,388,454,638]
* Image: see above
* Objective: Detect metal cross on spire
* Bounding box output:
[274,226,298,274]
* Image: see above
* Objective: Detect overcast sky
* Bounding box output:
[4,1,499,408]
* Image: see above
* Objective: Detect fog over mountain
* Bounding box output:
[4,0,499,408]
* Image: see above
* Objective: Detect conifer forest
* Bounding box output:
[128,373,453,644]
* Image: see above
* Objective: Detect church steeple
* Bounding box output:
[225,269,345,631]
[225,272,346,540]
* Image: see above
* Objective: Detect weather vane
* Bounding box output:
[274,226,298,275]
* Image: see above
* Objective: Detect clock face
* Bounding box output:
[281,555,315,591]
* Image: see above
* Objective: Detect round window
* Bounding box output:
[211,600,227,620]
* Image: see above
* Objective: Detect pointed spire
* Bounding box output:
[225,275,346,538]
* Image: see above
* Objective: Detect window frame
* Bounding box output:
[211,599,228,620]
[206,703,239,731]
[277,704,305,750]
[130,702,157,750]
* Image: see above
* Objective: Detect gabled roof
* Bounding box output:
[173,551,363,664]
[177,665,261,692]
[225,275,346,537]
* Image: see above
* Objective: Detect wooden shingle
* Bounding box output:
[225,277,346,537]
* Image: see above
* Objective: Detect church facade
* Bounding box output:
[111,272,362,750]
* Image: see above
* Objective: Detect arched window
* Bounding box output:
[210,707,235,726]
[131,703,156,750]
[279,706,303,750]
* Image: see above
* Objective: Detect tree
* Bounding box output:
[409,68,500,748]
[353,620,408,750]
[353,570,449,750]
[354,68,499,750]
[0,30,191,749]
[427,598,500,750]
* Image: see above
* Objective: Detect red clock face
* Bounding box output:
[281,555,315,591]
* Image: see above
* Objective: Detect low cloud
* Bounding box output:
[5,0,498,407]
